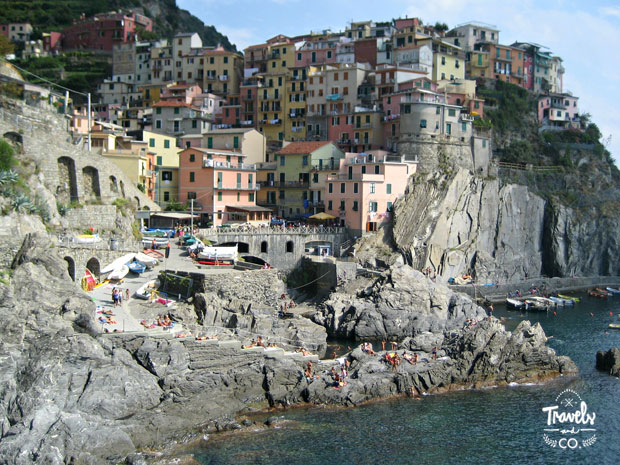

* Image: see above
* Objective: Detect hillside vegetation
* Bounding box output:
[0,0,235,50]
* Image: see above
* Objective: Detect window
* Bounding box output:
[328,200,333,210]
[280,155,285,166]
[387,202,393,211]
[441,56,446,65]
[192,120,198,129]
[297,52,302,61]
[162,171,172,181]
[189,172,195,182]
[354,183,358,194]
[313,173,319,183]
[261,241,268,253]
[156,107,162,114]
[149,138,155,147]
[327,50,332,59]
[237,192,240,202]
[448,109,456,117]
[462,123,467,132]
[207,137,213,148]
[339,200,345,211]
[374,165,379,174]
[370,182,375,194]
[303,155,308,166]
[386,183,392,194]
[340,183,345,194]
[249,193,255,202]
[233,136,239,148]
[187,192,196,200]
[224,56,228,64]
[157,156,162,165]
[189,154,195,162]
[285,241,294,253]
[368,201,378,212]
[328,183,333,193]
[164,191,170,201]
[217,191,222,201]
[164,139,170,149]
[482,139,487,148]
[353,200,358,211]
[420,119,427,128]
[403,104,411,114]
[362,166,366,174]
[446,123,452,134]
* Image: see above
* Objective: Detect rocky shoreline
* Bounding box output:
[0,234,577,465]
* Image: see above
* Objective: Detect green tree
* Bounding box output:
[0,140,15,171]
[0,35,14,56]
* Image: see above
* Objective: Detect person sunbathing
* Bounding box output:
[163,315,172,326]
[402,352,416,365]
[243,340,257,349]
[256,336,265,347]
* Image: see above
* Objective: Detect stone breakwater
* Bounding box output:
[0,235,577,465]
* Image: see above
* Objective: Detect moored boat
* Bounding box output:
[101,253,136,274]
[107,264,129,281]
[606,287,620,295]
[609,323,620,330]
[506,298,524,309]
[558,294,580,302]
[588,289,607,298]
[523,299,548,311]
[143,249,165,260]
[127,260,146,274]
[596,288,611,296]
[142,237,170,248]
[530,296,556,307]
[135,279,160,300]
[134,252,158,268]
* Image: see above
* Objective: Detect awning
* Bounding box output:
[151,212,199,220]
[226,205,274,213]
[309,212,336,220]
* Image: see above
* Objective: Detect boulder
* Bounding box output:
[595,347,620,377]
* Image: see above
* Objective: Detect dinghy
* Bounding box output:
[606,287,620,295]
[558,294,580,302]
[101,253,136,274]
[134,252,159,268]
[107,264,129,281]
[506,298,524,309]
[127,261,146,274]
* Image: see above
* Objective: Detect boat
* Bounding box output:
[198,246,238,261]
[588,289,607,298]
[179,234,197,246]
[596,288,611,296]
[101,253,136,274]
[80,268,98,292]
[606,287,620,295]
[187,239,205,254]
[523,299,549,311]
[134,252,159,268]
[196,259,234,266]
[141,229,173,238]
[609,323,620,330]
[143,249,165,260]
[558,294,580,302]
[75,234,101,244]
[530,296,556,307]
[142,237,169,248]
[551,296,575,306]
[135,279,160,300]
[506,298,524,309]
[107,264,129,281]
[127,260,146,274]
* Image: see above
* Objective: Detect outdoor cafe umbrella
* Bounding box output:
[309,212,336,220]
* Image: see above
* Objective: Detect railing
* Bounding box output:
[268,181,310,188]
[200,225,346,235]
[203,160,256,170]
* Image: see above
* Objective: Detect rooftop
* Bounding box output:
[277,141,332,155]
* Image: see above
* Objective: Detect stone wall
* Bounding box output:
[63,205,120,232]
[0,98,159,211]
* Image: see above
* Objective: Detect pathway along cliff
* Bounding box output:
[0,233,576,464]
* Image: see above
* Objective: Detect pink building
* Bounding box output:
[538,93,579,129]
[178,147,271,226]
[160,83,203,104]
[61,11,152,52]
[295,38,339,67]
[324,150,417,235]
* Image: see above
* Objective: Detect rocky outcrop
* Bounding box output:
[312,263,488,340]
[595,347,620,377]
[193,271,328,353]
[391,168,620,283]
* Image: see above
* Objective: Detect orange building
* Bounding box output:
[178,147,271,226]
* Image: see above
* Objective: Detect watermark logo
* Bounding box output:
[542,389,597,449]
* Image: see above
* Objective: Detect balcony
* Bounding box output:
[270,181,310,188]
[215,185,260,191]
[218,75,229,81]
[311,161,339,171]
[326,93,342,101]
[203,159,256,171]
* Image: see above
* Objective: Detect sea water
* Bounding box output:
[191,294,620,465]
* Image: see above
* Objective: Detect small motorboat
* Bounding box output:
[588,289,607,298]
[558,294,580,302]
[609,323,620,330]
[506,298,524,309]
[135,279,160,300]
[549,296,570,306]
[107,264,129,281]
[530,296,556,307]
[75,234,101,244]
[606,287,620,295]
[127,260,146,274]
[523,299,548,311]
[134,252,158,268]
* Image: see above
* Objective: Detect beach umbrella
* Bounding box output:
[309,212,336,220]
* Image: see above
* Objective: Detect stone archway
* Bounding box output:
[3,131,23,145]
[57,156,78,203]
[134,196,140,208]
[109,175,118,194]
[86,257,100,279]
[82,166,101,200]
[64,256,76,281]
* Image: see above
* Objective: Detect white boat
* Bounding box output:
[74,234,102,244]
[134,252,159,268]
[141,237,169,248]
[606,287,620,295]
[135,279,160,300]
[198,246,238,261]
[549,296,569,306]
[107,264,129,281]
[187,239,205,254]
[101,253,136,274]
[530,296,556,307]
[506,298,524,309]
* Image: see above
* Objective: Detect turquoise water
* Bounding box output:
[191,294,620,465]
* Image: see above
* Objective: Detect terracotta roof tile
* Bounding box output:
[277,141,331,155]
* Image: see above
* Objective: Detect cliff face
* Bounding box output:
[392,168,620,282]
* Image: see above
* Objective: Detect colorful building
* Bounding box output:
[101,140,156,201]
[61,12,152,52]
[274,141,345,218]
[538,93,579,129]
[202,128,266,164]
[178,147,268,226]
[324,151,417,235]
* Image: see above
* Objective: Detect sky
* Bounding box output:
[178,0,620,161]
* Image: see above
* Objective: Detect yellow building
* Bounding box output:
[202,48,244,96]
[467,50,490,79]
[256,161,277,212]
[203,128,266,164]
[142,131,180,207]
[101,141,156,201]
[430,39,465,82]
[284,66,307,141]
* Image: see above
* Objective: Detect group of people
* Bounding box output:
[111,287,130,307]
[421,267,437,281]
[156,314,174,328]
